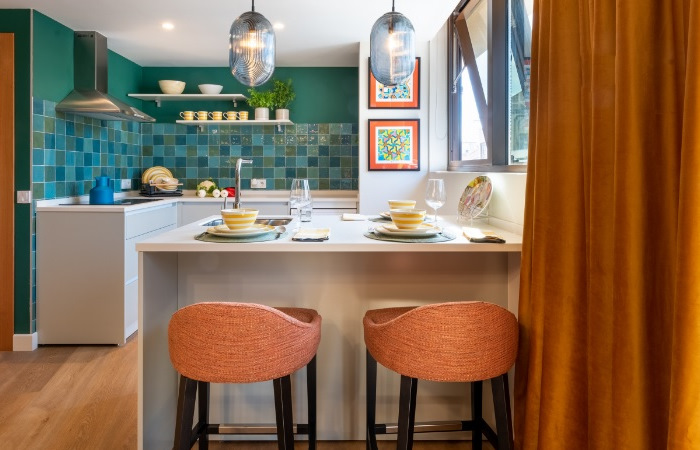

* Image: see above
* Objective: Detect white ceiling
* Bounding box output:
[1,0,459,67]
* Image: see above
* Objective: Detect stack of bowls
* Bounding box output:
[154,176,179,192]
[389,209,426,230]
[221,209,259,230]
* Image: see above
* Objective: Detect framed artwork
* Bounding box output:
[368,119,420,171]
[368,57,420,109]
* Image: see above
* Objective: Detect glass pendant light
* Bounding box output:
[370,0,416,86]
[229,0,275,87]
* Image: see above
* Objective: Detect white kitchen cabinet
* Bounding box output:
[37,203,177,344]
[178,200,290,225]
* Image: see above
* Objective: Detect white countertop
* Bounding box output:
[136,214,522,253]
[35,190,358,213]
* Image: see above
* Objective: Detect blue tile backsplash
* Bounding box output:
[30,97,359,332]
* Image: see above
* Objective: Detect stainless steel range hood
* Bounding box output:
[56,31,154,122]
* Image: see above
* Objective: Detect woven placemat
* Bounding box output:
[195,230,288,243]
[363,230,456,243]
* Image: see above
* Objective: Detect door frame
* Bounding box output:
[0,32,15,351]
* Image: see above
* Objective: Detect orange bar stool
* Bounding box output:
[363,301,518,450]
[168,302,322,450]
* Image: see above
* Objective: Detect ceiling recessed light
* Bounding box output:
[273,22,285,30]
[162,22,175,31]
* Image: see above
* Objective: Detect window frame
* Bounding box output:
[447,0,527,172]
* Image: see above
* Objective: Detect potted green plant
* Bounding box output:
[247,88,275,120]
[272,79,295,120]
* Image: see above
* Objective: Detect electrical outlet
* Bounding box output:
[120,179,132,190]
[251,178,266,189]
[16,190,32,204]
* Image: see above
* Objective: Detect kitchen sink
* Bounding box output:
[201,218,292,227]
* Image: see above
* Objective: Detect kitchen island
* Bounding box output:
[136,215,522,449]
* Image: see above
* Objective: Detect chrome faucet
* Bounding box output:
[233,158,253,209]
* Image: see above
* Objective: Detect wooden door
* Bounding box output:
[0,33,15,351]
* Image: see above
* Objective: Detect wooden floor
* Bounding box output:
[0,335,489,449]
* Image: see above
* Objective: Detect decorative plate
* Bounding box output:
[206,224,276,238]
[458,176,493,220]
[141,166,173,184]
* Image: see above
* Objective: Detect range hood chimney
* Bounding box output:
[56,31,154,123]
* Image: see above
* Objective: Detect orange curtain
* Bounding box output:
[515,0,700,448]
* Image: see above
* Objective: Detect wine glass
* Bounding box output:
[290,178,311,228]
[425,179,446,223]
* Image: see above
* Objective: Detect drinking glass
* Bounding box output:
[425,179,446,223]
[290,178,311,227]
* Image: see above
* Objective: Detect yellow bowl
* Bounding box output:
[221,208,259,230]
[390,209,426,229]
[388,199,416,210]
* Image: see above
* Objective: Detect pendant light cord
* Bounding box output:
[392,0,395,12]
[252,0,255,12]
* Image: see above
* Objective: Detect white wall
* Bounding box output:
[358,24,527,232]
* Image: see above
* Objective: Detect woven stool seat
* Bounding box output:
[363,301,518,450]
[169,302,321,383]
[168,302,321,450]
[363,302,518,382]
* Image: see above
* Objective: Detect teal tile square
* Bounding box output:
[285,146,296,156]
[330,167,341,179]
[330,123,342,135]
[330,147,341,157]
[318,156,330,167]
[341,123,352,134]
[33,132,44,148]
[263,157,275,167]
[308,135,319,145]
[44,117,56,133]
[285,135,297,145]
[296,156,308,166]
[33,115,44,132]
[262,125,275,134]
[297,135,308,145]
[342,167,352,178]
[307,167,319,178]
[164,135,175,145]
[307,145,319,156]
[274,168,285,178]
[318,179,330,189]
[263,168,274,178]
[319,135,330,145]
[341,145,352,156]
[295,124,308,134]
[274,179,286,189]
[274,135,285,145]
[241,135,253,145]
[319,124,329,134]
[296,167,307,178]
[330,135,341,145]
[341,156,352,167]
[253,146,264,156]
[263,145,275,156]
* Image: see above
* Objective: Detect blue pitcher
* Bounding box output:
[89,176,114,204]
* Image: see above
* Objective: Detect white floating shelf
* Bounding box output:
[128,93,247,107]
[176,119,294,131]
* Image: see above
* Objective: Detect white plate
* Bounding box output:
[380,211,434,222]
[206,224,276,238]
[375,223,441,237]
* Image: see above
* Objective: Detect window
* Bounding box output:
[448,0,533,170]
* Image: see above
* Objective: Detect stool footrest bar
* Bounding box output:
[207,423,309,435]
[376,420,477,434]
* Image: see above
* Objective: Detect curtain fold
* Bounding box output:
[515,0,700,448]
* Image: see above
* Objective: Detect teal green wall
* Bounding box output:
[32,11,143,108]
[108,51,144,109]
[32,11,73,102]
[0,9,32,335]
[140,67,358,124]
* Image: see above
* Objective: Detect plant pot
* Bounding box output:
[254,107,269,120]
[275,108,289,121]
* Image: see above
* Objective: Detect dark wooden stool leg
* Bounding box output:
[397,375,418,450]
[307,355,317,450]
[274,375,295,450]
[198,381,210,450]
[366,350,378,450]
[471,381,483,450]
[174,375,197,450]
[491,373,513,450]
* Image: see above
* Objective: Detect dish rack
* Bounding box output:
[139,183,183,197]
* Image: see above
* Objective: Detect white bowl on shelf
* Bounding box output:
[158,80,185,94]
[198,84,223,95]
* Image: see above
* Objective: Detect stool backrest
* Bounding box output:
[364,301,518,382]
[168,302,321,383]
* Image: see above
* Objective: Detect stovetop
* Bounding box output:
[59,198,165,206]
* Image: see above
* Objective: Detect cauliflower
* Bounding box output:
[196,178,218,196]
